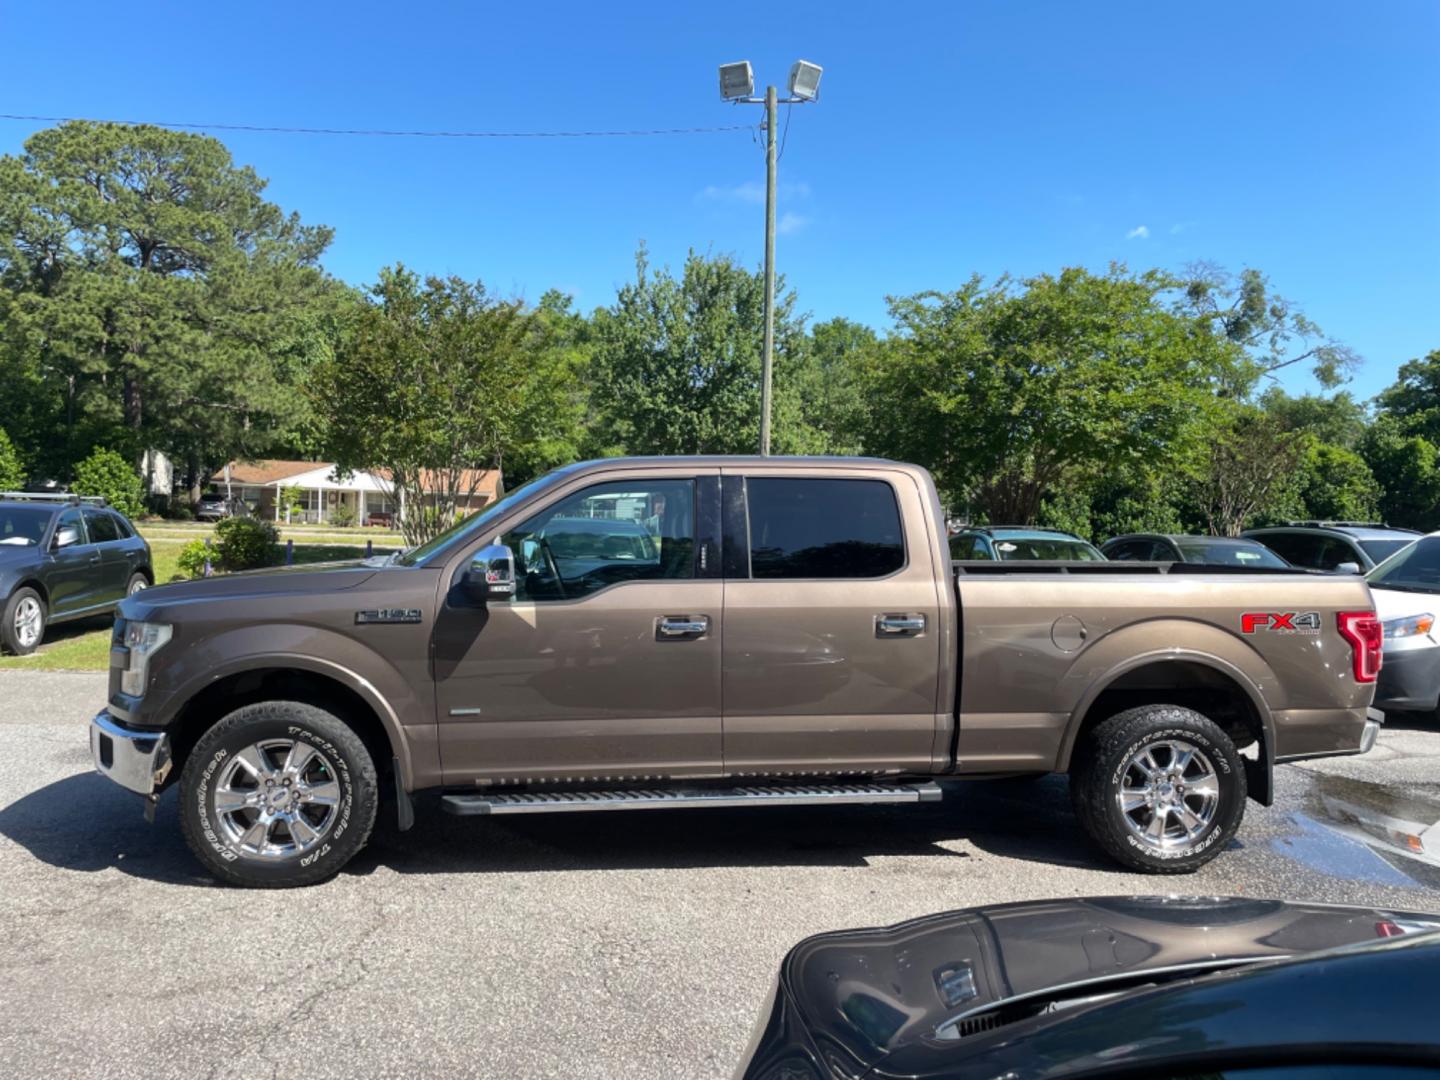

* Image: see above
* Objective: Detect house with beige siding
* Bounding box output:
[211,460,502,526]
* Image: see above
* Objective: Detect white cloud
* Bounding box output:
[777,212,811,235]
[1126,225,1150,240]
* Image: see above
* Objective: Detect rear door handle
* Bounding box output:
[656,615,710,639]
[876,613,925,636]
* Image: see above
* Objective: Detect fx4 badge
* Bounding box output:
[355,608,423,625]
[1241,611,1321,635]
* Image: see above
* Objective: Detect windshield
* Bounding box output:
[994,537,1105,561]
[1367,536,1440,593]
[395,470,563,566]
[1360,537,1416,564]
[0,506,54,547]
[1174,538,1289,568]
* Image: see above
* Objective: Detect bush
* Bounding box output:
[176,539,213,579]
[215,516,279,571]
[0,428,22,491]
[329,502,357,528]
[73,447,145,519]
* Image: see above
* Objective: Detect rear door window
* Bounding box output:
[84,508,121,543]
[1257,533,1322,568]
[745,478,904,579]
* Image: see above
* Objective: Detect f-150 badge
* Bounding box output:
[355,609,423,625]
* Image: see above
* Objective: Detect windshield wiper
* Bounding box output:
[1370,582,1439,594]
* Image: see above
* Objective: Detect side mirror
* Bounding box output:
[465,542,516,603]
[53,525,80,550]
[1336,561,1362,575]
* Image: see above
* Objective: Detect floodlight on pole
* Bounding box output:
[716,59,822,455]
[718,61,755,101]
[788,60,823,102]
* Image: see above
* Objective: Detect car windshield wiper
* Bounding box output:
[1370,582,1440,594]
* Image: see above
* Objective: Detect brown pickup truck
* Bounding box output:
[89,456,1384,887]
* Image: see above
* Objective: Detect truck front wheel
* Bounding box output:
[1071,704,1246,874]
[179,701,378,888]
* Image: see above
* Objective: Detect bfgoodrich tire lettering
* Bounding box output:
[179,701,378,888]
[1071,704,1247,874]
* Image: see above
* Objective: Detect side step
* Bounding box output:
[441,781,944,816]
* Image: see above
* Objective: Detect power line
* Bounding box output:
[0,112,756,139]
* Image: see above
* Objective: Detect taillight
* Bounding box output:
[1338,611,1382,683]
[1376,920,1407,938]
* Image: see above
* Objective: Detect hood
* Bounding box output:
[120,560,378,616]
[741,895,1440,1080]
[1371,584,1440,623]
[0,542,40,564]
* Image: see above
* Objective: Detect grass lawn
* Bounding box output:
[0,538,402,672]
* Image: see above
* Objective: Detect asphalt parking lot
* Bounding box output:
[2,672,1439,1079]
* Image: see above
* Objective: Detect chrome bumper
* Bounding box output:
[90,709,172,796]
[1360,707,1384,755]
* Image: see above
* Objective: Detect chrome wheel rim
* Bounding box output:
[213,739,341,859]
[1117,739,1220,850]
[14,597,42,648]
[128,577,147,595]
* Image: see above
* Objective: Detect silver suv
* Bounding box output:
[1243,521,1420,573]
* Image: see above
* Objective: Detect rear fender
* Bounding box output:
[1056,620,1279,804]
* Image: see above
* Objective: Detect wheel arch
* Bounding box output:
[1058,648,1276,806]
[163,656,412,793]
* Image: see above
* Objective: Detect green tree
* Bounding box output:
[587,247,825,456]
[1373,349,1440,442]
[314,266,571,544]
[866,267,1237,523]
[797,317,878,455]
[0,121,339,488]
[72,447,145,518]
[0,428,23,491]
[1180,265,1360,389]
[1192,407,1305,536]
[1361,416,1440,530]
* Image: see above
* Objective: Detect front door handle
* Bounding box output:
[656,615,709,639]
[876,613,925,636]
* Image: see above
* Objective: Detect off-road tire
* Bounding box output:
[1071,704,1246,874]
[2,586,46,656]
[179,701,378,888]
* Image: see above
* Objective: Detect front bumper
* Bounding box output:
[89,709,172,796]
[1374,641,1440,713]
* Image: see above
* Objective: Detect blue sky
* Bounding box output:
[2,0,1436,399]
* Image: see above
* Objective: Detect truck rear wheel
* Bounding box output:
[1071,704,1246,874]
[179,701,378,888]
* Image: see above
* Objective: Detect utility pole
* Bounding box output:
[717,60,823,457]
[760,84,778,457]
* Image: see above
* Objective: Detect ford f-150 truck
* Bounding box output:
[88,457,1384,887]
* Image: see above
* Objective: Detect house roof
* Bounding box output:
[214,460,331,485]
[213,460,502,497]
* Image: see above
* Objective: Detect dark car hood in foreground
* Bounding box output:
[738,895,1440,1080]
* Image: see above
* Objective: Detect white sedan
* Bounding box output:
[1368,533,1440,715]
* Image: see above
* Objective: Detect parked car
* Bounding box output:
[195,493,249,521]
[949,525,1105,561]
[0,492,152,656]
[89,456,1381,887]
[1366,532,1440,715]
[1244,521,1420,573]
[736,895,1440,1080]
[1102,532,1291,568]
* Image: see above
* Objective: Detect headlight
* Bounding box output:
[1382,613,1435,639]
[121,622,172,696]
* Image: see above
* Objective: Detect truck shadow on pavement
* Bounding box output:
[0,773,1114,887]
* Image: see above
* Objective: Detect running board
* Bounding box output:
[441,781,944,816]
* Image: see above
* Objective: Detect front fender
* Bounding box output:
[1053,619,1279,784]
[123,624,427,790]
